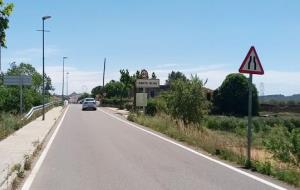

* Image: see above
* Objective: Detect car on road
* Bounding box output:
[82,98,97,111]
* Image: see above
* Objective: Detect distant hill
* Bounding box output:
[260,94,300,102]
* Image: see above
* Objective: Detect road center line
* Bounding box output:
[21,106,69,190]
[99,109,287,190]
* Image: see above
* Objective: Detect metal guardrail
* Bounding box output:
[23,101,60,120]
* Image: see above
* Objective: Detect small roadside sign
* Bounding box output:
[3,75,32,115]
[239,46,264,75]
[136,79,160,88]
[136,93,147,107]
[4,75,32,86]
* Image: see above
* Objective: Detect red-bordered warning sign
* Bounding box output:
[239,46,264,75]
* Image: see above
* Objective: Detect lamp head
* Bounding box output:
[42,16,51,20]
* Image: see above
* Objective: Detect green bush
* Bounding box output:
[0,113,23,140]
[125,103,133,111]
[205,116,246,134]
[167,76,209,124]
[263,124,294,163]
[252,161,272,175]
[145,100,157,116]
[212,73,259,116]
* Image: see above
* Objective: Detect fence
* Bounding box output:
[23,101,61,120]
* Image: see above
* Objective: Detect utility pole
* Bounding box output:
[102,58,106,88]
[62,57,67,102]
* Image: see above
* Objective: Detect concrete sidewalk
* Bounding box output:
[0,106,64,190]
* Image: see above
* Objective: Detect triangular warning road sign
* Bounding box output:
[239,46,264,75]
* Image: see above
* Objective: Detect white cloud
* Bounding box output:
[14,47,61,58]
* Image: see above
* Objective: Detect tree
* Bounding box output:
[212,73,259,116]
[91,86,103,98]
[151,72,157,79]
[166,71,187,85]
[6,63,44,91]
[0,63,53,113]
[78,93,90,101]
[104,80,126,98]
[0,0,14,48]
[120,69,133,96]
[166,75,208,124]
[45,75,54,95]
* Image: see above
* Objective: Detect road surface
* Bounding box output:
[25,105,291,190]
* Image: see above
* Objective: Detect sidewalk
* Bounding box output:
[105,107,129,118]
[0,106,64,190]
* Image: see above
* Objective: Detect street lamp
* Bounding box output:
[42,15,51,121]
[62,57,67,102]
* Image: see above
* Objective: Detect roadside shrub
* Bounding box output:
[0,113,23,140]
[152,94,168,114]
[145,100,157,116]
[252,161,272,175]
[291,129,300,164]
[125,103,133,111]
[263,124,293,163]
[167,75,209,124]
[205,116,246,134]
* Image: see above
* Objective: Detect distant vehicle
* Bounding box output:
[78,99,84,104]
[82,98,97,111]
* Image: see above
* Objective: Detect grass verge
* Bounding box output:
[0,105,56,141]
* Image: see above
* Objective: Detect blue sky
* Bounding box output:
[2,0,300,95]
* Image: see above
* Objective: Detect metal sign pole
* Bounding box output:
[143,87,146,114]
[246,73,253,167]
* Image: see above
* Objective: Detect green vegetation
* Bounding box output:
[0,63,54,113]
[212,73,259,116]
[0,0,14,48]
[166,71,187,85]
[78,92,91,101]
[91,69,158,109]
[166,75,209,124]
[0,103,57,141]
[0,113,23,140]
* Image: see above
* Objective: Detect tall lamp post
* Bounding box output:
[62,57,67,102]
[42,15,51,121]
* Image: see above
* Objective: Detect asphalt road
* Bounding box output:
[27,104,292,190]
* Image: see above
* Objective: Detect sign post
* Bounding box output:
[135,71,160,113]
[4,75,32,115]
[239,46,264,167]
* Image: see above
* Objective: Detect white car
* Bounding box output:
[82,98,97,111]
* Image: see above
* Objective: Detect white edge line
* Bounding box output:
[21,106,69,190]
[99,109,287,190]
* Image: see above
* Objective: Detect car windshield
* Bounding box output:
[84,98,94,102]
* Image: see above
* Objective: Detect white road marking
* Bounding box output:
[99,109,287,190]
[21,106,69,190]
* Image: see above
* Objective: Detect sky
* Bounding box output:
[1,0,300,95]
